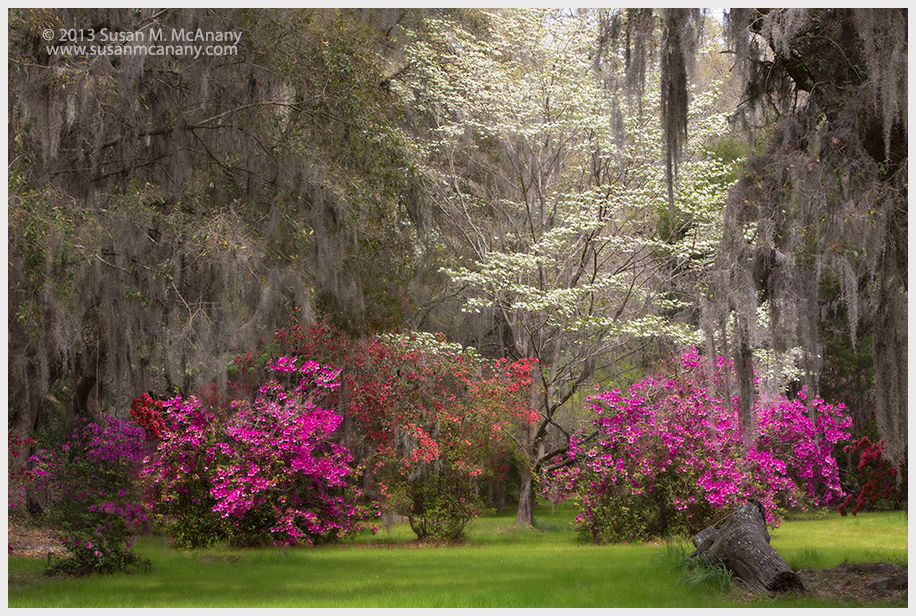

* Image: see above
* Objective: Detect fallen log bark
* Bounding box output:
[691,500,804,595]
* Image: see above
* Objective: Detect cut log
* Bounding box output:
[691,500,804,595]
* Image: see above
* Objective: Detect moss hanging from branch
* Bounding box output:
[7,8,427,457]
[707,8,907,464]
[659,8,703,214]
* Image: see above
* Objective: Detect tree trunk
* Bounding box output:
[514,466,534,525]
[8,298,65,518]
[514,363,542,526]
[691,501,804,595]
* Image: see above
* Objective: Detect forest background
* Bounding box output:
[6,8,907,542]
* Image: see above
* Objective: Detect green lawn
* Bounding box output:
[7,504,907,608]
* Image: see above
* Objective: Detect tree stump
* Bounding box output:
[690,500,804,595]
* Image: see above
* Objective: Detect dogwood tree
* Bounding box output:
[402,9,735,523]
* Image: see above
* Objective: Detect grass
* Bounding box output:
[7,504,908,608]
[773,509,908,569]
[653,543,740,594]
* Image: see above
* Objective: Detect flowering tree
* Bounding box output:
[405,9,735,525]
[29,417,151,574]
[557,349,850,543]
[142,358,368,548]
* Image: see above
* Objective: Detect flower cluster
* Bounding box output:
[557,348,851,543]
[142,359,367,548]
[130,393,166,439]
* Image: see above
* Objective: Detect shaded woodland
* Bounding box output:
[8,8,907,520]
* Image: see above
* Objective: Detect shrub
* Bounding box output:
[341,333,536,540]
[562,348,851,543]
[140,395,226,548]
[29,417,151,575]
[392,475,479,541]
[142,357,370,548]
[838,437,907,516]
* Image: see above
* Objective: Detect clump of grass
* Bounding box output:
[684,555,739,593]
[787,547,824,571]
[652,542,740,594]
[651,542,692,574]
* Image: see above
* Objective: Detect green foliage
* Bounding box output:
[817,274,875,411]
[579,468,718,545]
[162,503,227,551]
[394,476,480,541]
[29,417,152,575]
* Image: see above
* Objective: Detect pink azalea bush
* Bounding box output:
[555,348,851,544]
[140,393,225,548]
[142,358,371,548]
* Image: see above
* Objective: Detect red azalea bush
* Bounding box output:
[554,348,851,544]
[838,436,907,516]
[346,334,537,540]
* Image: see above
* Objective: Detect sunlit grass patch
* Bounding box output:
[772,509,907,568]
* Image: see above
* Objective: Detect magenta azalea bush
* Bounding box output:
[143,358,371,548]
[555,349,851,544]
[29,417,151,574]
